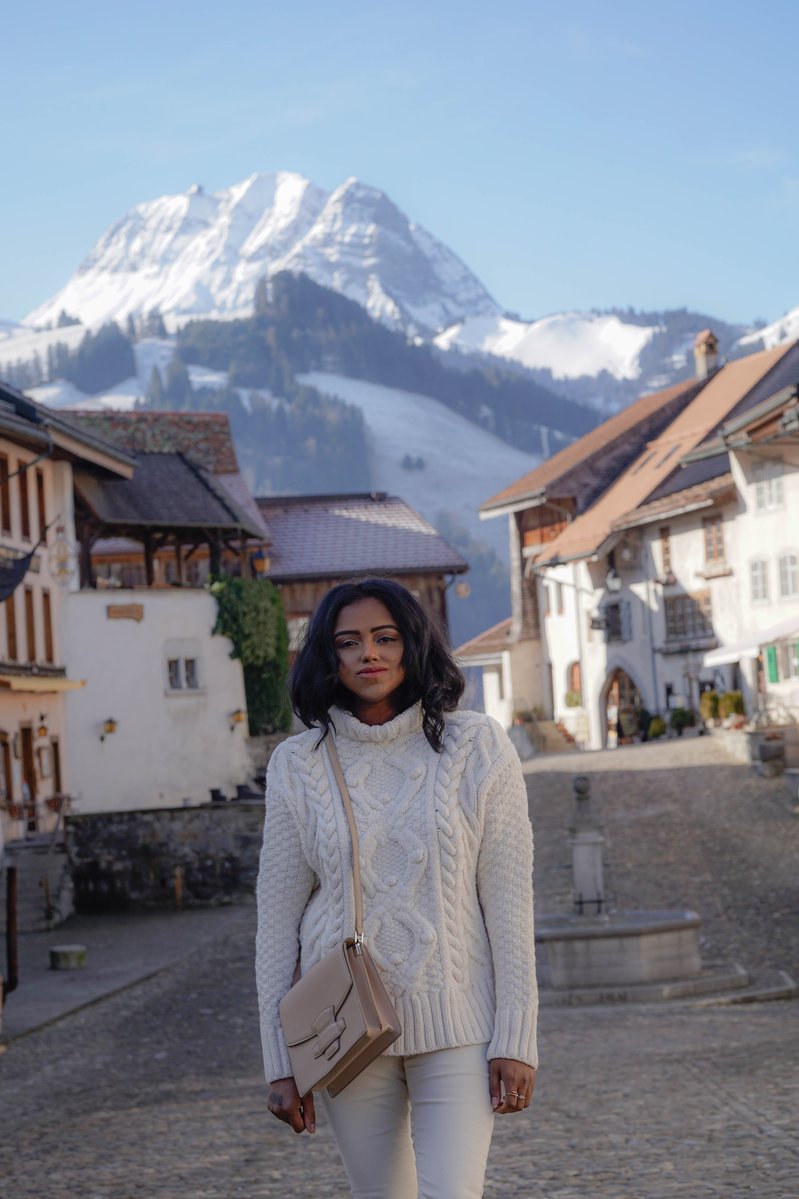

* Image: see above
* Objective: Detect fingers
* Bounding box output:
[489,1060,502,1111]
[267,1079,308,1133]
[302,1090,316,1134]
[489,1060,537,1116]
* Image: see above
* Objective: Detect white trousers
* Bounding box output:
[319,1043,495,1199]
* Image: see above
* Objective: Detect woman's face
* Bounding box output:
[333,596,406,717]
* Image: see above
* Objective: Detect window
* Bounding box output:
[36,469,46,540]
[660,526,671,575]
[1,732,12,803]
[604,601,632,642]
[542,584,551,617]
[42,589,54,662]
[778,553,799,599]
[702,515,725,563]
[5,596,17,660]
[754,461,784,512]
[556,582,565,616]
[750,559,769,603]
[0,455,10,534]
[777,642,799,681]
[18,461,30,540]
[164,638,202,691]
[24,586,36,662]
[664,592,713,641]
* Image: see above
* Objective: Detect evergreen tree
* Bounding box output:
[126,313,138,341]
[164,356,193,407]
[147,366,166,408]
[253,277,269,315]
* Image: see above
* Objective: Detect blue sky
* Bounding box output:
[4,0,798,325]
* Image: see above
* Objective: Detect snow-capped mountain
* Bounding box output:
[434,312,661,382]
[24,172,500,336]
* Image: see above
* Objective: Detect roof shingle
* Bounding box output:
[255,493,468,580]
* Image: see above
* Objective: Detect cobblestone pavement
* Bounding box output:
[1,738,797,1198]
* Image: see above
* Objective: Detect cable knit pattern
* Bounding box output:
[255,704,538,1084]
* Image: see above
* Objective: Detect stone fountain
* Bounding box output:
[535,775,746,1000]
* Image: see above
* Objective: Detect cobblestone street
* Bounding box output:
[1,738,797,1198]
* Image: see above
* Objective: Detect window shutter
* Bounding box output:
[766,645,779,684]
[620,600,633,642]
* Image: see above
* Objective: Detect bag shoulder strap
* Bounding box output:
[324,737,365,942]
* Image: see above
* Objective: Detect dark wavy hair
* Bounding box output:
[290,578,465,752]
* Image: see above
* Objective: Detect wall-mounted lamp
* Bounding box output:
[251,548,272,575]
[37,714,49,739]
[605,568,623,593]
[100,718,118,742]
[229,708,247,732]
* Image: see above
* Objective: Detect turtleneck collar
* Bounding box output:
[330,701,424,744]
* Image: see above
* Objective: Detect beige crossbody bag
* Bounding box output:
[278,737,401,1098]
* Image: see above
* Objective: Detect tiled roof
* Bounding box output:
[454,617,513,659]
[74,453,265,538]
[61,411,240,474]
[255,493,468,580]
[480,376,704,513]
[612,472,735,530]
[539,342,795,562]
[0,383,134,469]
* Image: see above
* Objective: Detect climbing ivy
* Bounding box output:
[210,576,292,734]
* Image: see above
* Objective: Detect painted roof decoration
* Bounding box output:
[255,493,468,580]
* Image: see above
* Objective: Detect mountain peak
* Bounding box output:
[24,173,498,334]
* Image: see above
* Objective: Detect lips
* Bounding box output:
[358,668,387,676]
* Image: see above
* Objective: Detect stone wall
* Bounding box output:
[66,802,265,912]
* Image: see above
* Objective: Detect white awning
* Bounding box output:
[704,612,799,668]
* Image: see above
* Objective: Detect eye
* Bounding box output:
[335,638,357,649]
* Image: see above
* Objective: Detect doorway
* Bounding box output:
[604,668,642,747]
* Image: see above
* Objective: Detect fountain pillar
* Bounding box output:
[570,774,604,916]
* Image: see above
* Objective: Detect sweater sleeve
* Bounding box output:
[255,748,316,1084]
[476,741,538,1069]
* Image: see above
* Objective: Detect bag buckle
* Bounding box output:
[353,932,365,956]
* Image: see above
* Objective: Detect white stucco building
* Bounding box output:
[461,334,799,749]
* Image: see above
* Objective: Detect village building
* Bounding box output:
[254,492,468,651]
[462,336,799,750]
[0,385,136,843]
[51,411,269,814]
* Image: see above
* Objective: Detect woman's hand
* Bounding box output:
[489,1058,536,1114]
[267,1077,316,1133]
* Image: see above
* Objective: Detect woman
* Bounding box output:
[255,578,538,1198]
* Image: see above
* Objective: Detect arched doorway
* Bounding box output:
[604,668,642,747]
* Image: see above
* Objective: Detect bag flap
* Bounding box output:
[279,942,355,1048]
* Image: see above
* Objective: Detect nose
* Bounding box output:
[361,639,379,661]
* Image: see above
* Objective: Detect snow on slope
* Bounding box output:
[298,372,539,558]
[435,312,661,380]
[0,321,88,370]
[25,173,499,336]
[737,304,799,350]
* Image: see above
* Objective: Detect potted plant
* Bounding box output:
[648,715,666,739]
[669,707,692,737]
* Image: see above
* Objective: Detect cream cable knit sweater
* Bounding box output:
[255,703,538,1084]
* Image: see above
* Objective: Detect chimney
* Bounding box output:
[694,329,719,380]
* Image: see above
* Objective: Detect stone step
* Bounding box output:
[1,844,73,933]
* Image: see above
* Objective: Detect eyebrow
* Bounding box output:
[334,624,400,637]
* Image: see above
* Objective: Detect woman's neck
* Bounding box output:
[354,696,400,726]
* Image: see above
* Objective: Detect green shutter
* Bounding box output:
[766,645,779,684]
